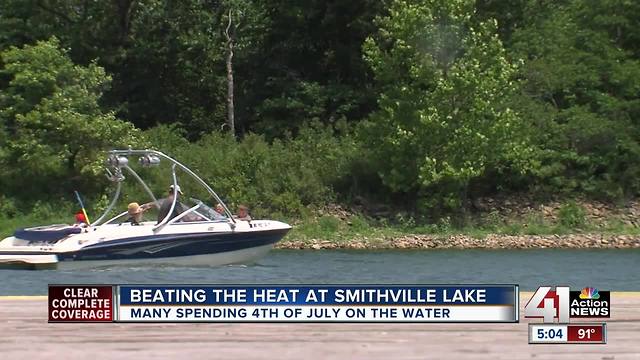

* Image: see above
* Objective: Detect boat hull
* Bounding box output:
[57,243,275,270]
[0,228,289,270]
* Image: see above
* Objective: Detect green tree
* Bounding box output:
[510,0,640,199]
[0,1,230,138]
[0,0,384,139]
[247,0,386,137]
[109,0,229,137]
[0,37,140,200]
[361,0,531,214]
[474,0,530,45]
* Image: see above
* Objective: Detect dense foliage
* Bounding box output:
[361,0,531,213]
[509,0,640,200]
[0,38,140,201]
[0,0,639,221]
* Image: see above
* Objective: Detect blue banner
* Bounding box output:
[118,285,517,306]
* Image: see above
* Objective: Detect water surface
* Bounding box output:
[1,249,637,295]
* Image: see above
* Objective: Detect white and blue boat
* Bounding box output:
[0,149,291,269]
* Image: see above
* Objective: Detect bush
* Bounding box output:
[557,201,586,228]
[141,122,359,218]
[0,196,20,218]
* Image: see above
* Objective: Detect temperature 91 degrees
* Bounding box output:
[568,325,605,342]
[579,328,595,338]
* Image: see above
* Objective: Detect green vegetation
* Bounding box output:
[1,0,639,238]
[0,38,141,200]
[557,202,587,228]
[288,209,640,243]
[3,199,640,242]
[362,0,529,213]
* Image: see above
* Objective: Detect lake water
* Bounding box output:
[1,249,638,295]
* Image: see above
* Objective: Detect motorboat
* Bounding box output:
[0,149,291,269]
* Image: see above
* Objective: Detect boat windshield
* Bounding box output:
[102,197,228,226]
[182,198,228,222]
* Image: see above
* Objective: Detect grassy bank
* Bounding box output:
[285,213,640,246]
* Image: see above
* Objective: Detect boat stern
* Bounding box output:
[0,253,59,269]
[0,234,61,269]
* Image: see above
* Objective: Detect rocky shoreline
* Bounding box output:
[277,234,640,250]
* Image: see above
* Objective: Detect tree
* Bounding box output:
[0,0,383,139]
[509,0,640,199]
[0,0,230,138]
[361,0,531,213]
[219,0,268,136]
[0,37,141,199]
[474,0,530,45]
[224,7,236,135]
[246,0,386,138]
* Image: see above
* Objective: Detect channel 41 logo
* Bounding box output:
[524,286,610,323]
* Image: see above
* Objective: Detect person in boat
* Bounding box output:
[74,211,88,227]
[213,203,227,219]
[234,205,252,221]
[123,202,148,225]
[156,184,187,223]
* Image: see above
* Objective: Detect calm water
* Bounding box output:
[1,249,638,295]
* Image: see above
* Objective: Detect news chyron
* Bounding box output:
[525,286,609,344]
[48,284,519,323]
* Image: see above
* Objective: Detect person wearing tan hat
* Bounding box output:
[124,202,147,225]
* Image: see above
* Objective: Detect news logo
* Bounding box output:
[524,286,610,323]
[570,287,610,318]
[580,287,599,299]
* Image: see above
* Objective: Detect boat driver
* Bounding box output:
[156,184,187,224]
[131,184,199,224]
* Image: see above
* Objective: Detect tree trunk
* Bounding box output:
[226,41,235,135]
[68,148,79,173]
[115,0,135,43]
[225,9,235,135]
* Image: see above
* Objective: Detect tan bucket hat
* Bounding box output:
[128,202,143,215]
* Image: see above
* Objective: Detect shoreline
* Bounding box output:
[277,233,640,250]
